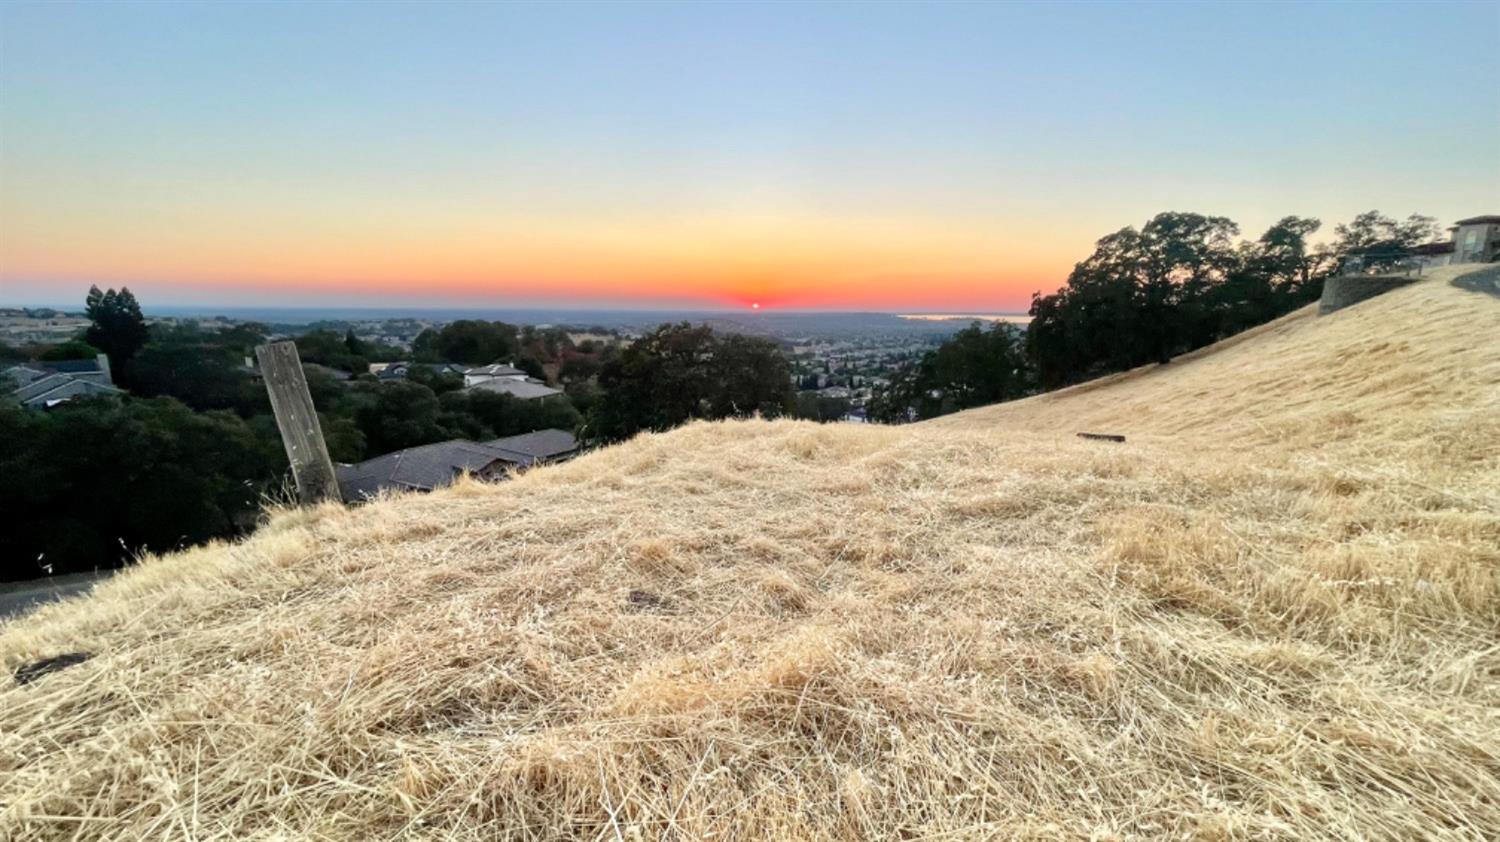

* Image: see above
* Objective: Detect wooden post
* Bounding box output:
[256,341,341,505]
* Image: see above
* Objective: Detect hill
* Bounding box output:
[2,266,1497,840]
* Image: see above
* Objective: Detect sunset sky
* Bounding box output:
[2,1,1497,312]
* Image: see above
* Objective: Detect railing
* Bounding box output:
[1340,253,1426,277]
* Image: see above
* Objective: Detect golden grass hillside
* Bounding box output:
[3,266,1498,840]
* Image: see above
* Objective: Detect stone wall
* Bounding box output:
[1318,275,1418,316]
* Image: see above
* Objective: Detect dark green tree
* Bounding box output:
[84,286,150,379]
[585,323,793,442]
[38,340,104,361]
[412,320,519,365]
[706,334,794,419]
[1329,211,1439,271]
[0,396,281,580]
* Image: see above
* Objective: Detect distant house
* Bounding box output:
[335,428,578,502]
[1407,215,1500,269]
[1451,215,1500,264]
[369,361,468,381]
[463,363,529,387]
[3,354,121,410]
[467,378,563,400]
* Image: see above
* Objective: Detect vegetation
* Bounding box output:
[874,209,1439,418]
[0,396,279,580]
[82,285,149,381]
[584,323,794,442]
[2,264,1494,839]
[413,319,520,365]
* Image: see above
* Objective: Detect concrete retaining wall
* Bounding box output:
[1319,275,1419,316]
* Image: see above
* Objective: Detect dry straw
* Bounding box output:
[3,266,1497,840]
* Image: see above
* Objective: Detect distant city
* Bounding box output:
[2,303,1029,422]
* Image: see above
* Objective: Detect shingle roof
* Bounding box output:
[335,439,533,501]
[487,428,579,460]
[9,373,122,407]
[466,363,527,377]
[2,365,52,388]
[466,379,563,399]
[1454,215,1500,226]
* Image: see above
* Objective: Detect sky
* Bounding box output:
[1,1,1497,312]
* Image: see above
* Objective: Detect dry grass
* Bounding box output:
[3,266,1498,840]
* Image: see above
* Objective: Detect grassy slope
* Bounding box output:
[2,266,1497,840]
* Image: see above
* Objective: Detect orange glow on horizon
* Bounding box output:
[0,210,1078,310]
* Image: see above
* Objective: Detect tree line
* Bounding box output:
[870,209,1438,421]
[0,292,794,580]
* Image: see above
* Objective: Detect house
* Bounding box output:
[369,362,468,381]
[463,363,529,387]
[335,428,579,502]
[487,428,579,462]
[3,354,122,409]
[336,440,525,501]
[1407,215,1500,269]
[466,378,563,400]
[1451,215,1500,264]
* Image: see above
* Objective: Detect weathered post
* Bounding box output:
[255,341,341,505]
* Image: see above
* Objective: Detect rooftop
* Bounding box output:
[487,428,579,461]
[466,378,563,400]
[335,439,531,501]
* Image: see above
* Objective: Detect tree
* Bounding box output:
[584,323,794,443]
[342,381,447,454]
[706,335,794,419]
[0,396,281,580]
[38,340,103,361]
[515,354,548,381]
[868,322,1030,422]
[794,392,851,423]
[1330,211,1439,271]
[412,320,519,365]
[84,286,150,379]
[343,329,366,357]
[439,389,582,439]
[294,329,369,374]
[130,344,253,412]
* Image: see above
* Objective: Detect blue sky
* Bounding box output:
[2,0,1497,309]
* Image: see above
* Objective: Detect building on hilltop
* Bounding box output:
[335,429,579,502]
[1451,216,1500,264]
[1408,215,1500,269]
